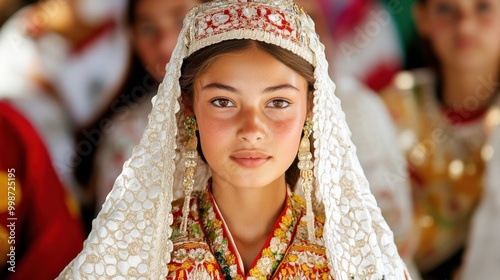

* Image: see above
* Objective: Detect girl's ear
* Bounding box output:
[413,4,430,38]
[181,93,194,116]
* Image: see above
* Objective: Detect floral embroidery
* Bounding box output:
[247,194,298,279]
[193,3,301,44]
[167,186,332,279]
[167,193,223,279]
[200,191,240,279]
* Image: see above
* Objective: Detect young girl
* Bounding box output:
[58,1,410,279]
[381,0,500,278]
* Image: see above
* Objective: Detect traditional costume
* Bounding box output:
[381,69,500,273]
[58,1,410,279]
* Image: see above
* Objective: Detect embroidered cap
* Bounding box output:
[188,0,315,65]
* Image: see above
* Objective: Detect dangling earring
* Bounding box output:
[180,116,198,233]
[298,117,315,242]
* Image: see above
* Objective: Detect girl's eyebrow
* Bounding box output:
[201,83,300,94]
[263,84,300,93]
[201,83,239,93]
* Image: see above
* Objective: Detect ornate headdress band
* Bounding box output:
[187,0,315,65]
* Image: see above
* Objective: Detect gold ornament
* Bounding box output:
[298,117,315,242]
[180,116,198,233]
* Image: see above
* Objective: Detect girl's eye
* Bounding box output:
[268,99,290,108]
[477,1,491,13]
[211,98,234,107]
[436,2,454,15]
[138,24,157,36]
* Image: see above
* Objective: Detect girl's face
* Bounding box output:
[133,0,200,82]
[416,0,500,70]
[191,47,309,190]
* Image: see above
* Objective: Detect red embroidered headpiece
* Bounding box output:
[186,0,316,65]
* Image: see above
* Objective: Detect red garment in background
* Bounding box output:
[0,101,85,279]
[317,0,402,91]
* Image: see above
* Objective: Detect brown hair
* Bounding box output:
[179,39,315,188]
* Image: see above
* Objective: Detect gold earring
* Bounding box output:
[298,117,315,242]
[180,116,198,233]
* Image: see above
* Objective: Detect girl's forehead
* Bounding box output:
[198,49,304,82]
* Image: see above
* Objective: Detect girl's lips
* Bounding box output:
[230,150,271,168]
[456,36,477,51]
[230,157,270,168]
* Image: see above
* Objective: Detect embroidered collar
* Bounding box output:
[199,184,302,279]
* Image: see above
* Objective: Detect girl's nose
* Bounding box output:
[236,108,266,143]
[455,9,475,35]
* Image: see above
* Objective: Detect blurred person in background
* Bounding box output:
[0,0,129,200]
[380,0,500,279]
[75,0,203,228]
[0,0,129,277]
[298,0,420,278]
[0,101,85,279]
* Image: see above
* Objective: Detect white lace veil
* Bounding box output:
[58,1,409,279]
